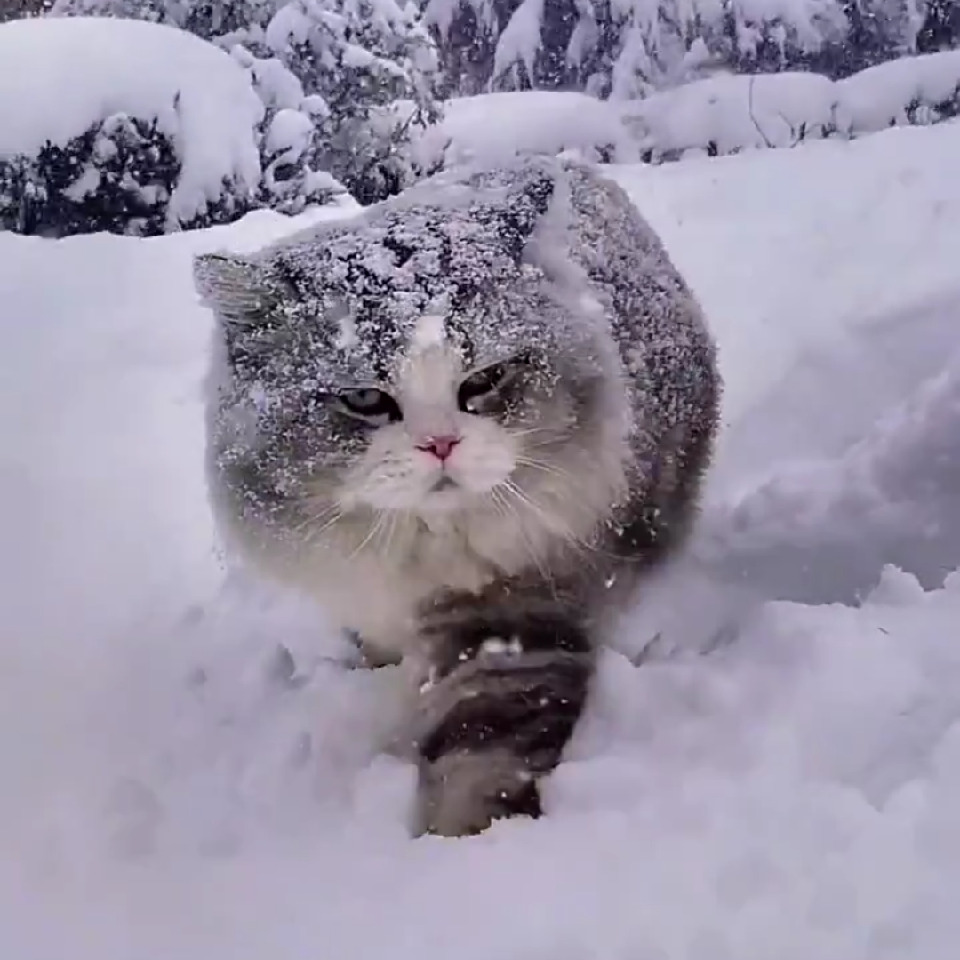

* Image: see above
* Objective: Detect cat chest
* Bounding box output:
[327,525,501,655]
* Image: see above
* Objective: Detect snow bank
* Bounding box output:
[0,16,263,226]
[619,52,960,162]
[836,49,960,134]
[413,90,640,170]
[621,71,838,160]
[4,117,960,957]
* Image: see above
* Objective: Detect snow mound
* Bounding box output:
[4,118,960,957]
[622,71,838,160]
[0,16,263,226]
[619,52,960,163]
[836,49,960,134]
[414,90,640,170]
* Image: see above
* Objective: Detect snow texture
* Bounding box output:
[0,16,264,227]
[836,48,960,133]
[3,111,960,956]
[621,71,840,159]
[414,51,960,178]
[424,0,924,98]
[413,90,640,170]
[620,51,960,162]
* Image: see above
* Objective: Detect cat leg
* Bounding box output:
[409,590,595,837]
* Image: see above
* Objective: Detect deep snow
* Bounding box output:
[3,120,960,958]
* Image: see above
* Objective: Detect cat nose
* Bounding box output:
[416,435,461,462]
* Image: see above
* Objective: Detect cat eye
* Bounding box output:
[458,358,524,413]
[337,387,402,425]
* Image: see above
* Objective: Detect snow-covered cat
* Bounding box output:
[193,156,721,836]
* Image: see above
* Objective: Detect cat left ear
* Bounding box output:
[193,252,273,328]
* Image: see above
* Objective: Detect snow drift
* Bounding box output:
[2,115,960,957]
[412,89,640,170]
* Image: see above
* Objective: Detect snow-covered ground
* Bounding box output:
[3,117,960,958]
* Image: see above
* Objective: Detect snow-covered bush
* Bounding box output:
[621,72,840,163]
[251,0,443,203]
[412,90,639,171]
[0,16,263,236]
[50,0,445,205]
[0,114,186,237]
[835,48,960,134]
[227,43,348,214]
[422,0,934,99]
[617,50,960,164]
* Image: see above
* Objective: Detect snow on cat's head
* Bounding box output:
[193,159,626,570]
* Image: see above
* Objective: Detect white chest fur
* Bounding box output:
[289,507,528,658]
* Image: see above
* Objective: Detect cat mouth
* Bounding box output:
[429,475,459,493]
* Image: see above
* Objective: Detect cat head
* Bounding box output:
[194,161,626,556]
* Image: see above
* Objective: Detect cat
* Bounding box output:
[193,155,721,837]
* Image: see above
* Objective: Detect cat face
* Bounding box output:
[199,271,609,528]
[330,331,532,514]
[195,164,628,564]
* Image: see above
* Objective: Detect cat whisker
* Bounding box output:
[494,481,556,586]
[298,505,344,544]
[501,477,602,567]
[347,509,388,561]
[381,506,406,560]
[514,455,580,486]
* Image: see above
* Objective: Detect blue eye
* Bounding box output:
[337,388,402,424]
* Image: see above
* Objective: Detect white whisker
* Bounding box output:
[502,476,603,567]
[299,506,344,544]
[495,480,555,585]
[347,510,387,561]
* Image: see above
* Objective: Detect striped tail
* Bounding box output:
[409,588,596,837]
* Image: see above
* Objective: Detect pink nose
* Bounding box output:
[416,435,461,461]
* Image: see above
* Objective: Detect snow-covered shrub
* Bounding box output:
[227,43,348,213]
[50,0,445,205]
[412,90,639,172]
[615,50,960,165]
[423,0,931,99]
[834,48,960,134]
[620,72,840,163]
[259,0,443,203]
[0,16,263,237]
[49,0,276,39]
[0,114,186,236]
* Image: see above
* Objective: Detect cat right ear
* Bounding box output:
[193,252,271,329]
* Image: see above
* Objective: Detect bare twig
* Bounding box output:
[747,75,774,149]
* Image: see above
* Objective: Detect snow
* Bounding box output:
[413,90,640,170]
[266,108,315,156]
[4,111,960,958]
[0,17,263,226]
[619,52,960,161]
[836,49,960,134]
[492,0,544,86]
[621,71,839,159]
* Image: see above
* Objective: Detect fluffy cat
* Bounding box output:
[193,156,721,837]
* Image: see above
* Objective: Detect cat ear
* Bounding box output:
[193,252,273,329]
[195,252,287,370]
